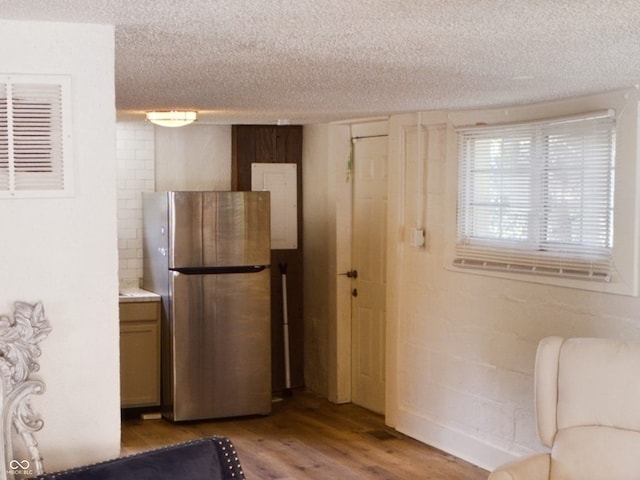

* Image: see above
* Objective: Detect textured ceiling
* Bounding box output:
[2,0,640,124]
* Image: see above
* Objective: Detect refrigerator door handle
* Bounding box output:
[170,265,269,275]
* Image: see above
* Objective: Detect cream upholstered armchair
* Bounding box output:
[490,336,640,480]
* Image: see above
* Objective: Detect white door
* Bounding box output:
[351,136,388,414]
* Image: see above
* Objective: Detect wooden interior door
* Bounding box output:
[351,135,388,414]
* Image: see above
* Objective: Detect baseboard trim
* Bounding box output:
[395,408,524,472]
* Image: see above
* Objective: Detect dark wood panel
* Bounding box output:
[231,126,255,188]
[121,390,488,480]
[256,127,277,162]
[271,250,304,389]
[232,125,304,392]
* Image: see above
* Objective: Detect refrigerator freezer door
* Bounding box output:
[166,269,271,421]
[169,191,271,269]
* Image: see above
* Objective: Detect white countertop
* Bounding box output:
[118,287,161,303]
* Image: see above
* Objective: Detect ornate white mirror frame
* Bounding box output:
[0,302,51,479]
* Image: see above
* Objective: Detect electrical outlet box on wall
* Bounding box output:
[410,227,425,248]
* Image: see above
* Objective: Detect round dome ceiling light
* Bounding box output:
[146,110,197,127]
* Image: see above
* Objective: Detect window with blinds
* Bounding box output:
[455,110,616,281]
[0,74,72,197]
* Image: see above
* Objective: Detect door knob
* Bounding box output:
[340,269,358,279]
[352,288,358,297]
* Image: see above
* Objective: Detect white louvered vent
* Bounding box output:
[0,74,73,197]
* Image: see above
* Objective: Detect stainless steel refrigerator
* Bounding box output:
[142,191,271,421]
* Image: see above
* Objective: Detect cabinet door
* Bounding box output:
[120,302,160,407]
[120,322,160,407]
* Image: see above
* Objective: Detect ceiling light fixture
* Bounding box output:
[146,110,197,127]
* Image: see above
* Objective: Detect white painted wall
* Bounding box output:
[302,123,352,402]
[0,20,120,471]
[387,90,640,471]
[302,124,331,395]
[154,124,231,191]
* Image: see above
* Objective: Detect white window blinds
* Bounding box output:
[455,110,616,281]
[0,74,72,197]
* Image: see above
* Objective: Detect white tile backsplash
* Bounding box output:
[116,121,155,290]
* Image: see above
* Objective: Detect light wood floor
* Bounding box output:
[121,390,488,480]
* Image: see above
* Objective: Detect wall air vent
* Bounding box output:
[0,74,73,198]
